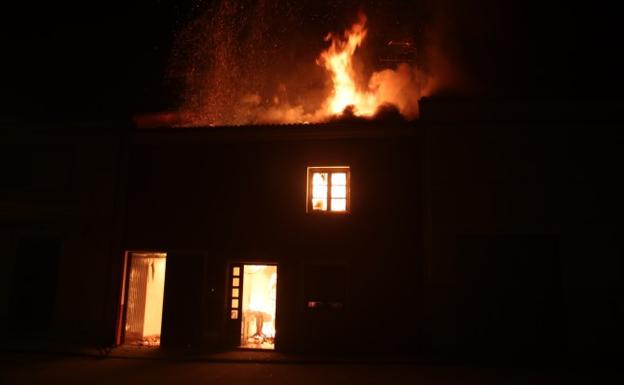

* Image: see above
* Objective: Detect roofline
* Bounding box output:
[132,119,422,143]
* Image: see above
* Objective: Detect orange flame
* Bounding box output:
[317,14,378,117]
[176,9,432,126]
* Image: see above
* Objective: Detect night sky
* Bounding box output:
[1,1,622,122]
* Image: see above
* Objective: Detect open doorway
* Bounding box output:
[122,252,167,346]
[231,264,277,349]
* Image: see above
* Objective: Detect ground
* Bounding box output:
[1,352,620,385]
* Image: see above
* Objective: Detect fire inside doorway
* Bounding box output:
[231,264,277,349]
[122,252,167,346]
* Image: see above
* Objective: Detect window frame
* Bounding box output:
[306,166,351,214]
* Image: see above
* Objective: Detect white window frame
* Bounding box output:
[306,166,351,213]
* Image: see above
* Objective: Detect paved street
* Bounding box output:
[2,353,620,385]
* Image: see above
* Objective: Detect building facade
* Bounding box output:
[2,100,622,361]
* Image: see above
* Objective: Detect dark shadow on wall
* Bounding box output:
[455,234,564,361]
[9,237,61,340]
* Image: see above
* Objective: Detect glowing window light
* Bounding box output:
[331,173,346,185]
[331,199,347,211]
[307,167,350,213]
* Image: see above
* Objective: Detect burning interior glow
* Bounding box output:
[309,167,349,212]
[124,253,166,346]
[240,264,277,350]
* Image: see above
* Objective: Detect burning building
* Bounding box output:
[1,2,623,364]
[171,9,434,126]
[120,118,424,352]
[1,98,623,361]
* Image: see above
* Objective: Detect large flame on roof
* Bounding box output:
[314,14,433,121]
[166,6,435,127]
[318,14,378,117]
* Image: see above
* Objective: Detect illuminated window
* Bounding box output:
[307,166,350,213]
[229,265,241,319]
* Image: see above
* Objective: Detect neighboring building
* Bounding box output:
[0,120,128,344]
[1,99,622,362]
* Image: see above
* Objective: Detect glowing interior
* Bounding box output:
[312,172,328,210]
[311,170,348,212]
[124,252,166,346]
[240,264,277,350]
[330,172,347,211]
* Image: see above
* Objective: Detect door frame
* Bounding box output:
[115,250,167,346]
[224,261,279,350]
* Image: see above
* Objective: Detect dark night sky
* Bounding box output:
[1,1,623,122]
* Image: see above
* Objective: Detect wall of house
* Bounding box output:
[0,123,127,345]
[0,231,15,335]
[124,117,622,359]
[123,125,425,353]
[5,105,620,362]
[423,117,623,362]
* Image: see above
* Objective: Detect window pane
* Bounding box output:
[331,199,346,211]
[231,298,239,308]
[232,277,240,287]
[312,172,328,186]
[312,185,328,198]
[230,309,239,319]
[232,267,240,276]
[312,198,327,211]
[331,173,346,185]
[331,185,346,198]
[232,288,239,297]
